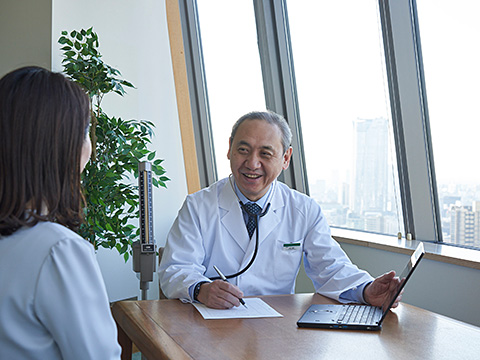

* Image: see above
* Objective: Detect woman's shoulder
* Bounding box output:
[14,222,92,255]
[34,221,85,241]
[0,222,94,289]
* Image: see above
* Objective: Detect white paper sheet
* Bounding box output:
[193,297,283,319]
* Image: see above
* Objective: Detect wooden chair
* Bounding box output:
[158,247,167,299]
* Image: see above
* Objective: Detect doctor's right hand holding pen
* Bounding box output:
[196,281,245,309]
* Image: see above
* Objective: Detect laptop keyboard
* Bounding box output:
[337,305,379,324]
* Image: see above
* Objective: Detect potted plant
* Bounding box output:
[58,27,169,261]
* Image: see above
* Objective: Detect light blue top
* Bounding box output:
[0,222,121,359]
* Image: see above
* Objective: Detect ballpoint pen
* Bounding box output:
[213,265,247,308]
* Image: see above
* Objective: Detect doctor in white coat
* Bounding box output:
[159,111,401,309]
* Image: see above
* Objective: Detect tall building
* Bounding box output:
[450,201,480,247]
[364,212,384,233]
[351,117,389,216]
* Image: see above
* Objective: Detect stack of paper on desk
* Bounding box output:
[193,298,283,320]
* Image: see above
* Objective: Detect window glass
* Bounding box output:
[286,0,403,235]
[196,0,266,179]
[416,0,480,248]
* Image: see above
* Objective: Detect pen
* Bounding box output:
[213,265,247,308]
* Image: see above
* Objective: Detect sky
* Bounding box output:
[416,0,480,185]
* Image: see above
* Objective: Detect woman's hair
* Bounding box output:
[230,111,293,154]
[0,66,90,236]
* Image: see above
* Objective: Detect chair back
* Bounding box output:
[158,247,167,299]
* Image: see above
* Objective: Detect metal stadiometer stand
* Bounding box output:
[133,162,156,301]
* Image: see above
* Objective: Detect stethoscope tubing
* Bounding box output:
[209,176,274,280]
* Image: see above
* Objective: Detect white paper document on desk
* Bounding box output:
[193,298,283,320]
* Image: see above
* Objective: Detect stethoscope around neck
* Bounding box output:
[209,175,273,280]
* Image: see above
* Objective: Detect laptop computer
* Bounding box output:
[297,242,425,331]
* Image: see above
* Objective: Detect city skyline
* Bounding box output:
[307,115,479,249]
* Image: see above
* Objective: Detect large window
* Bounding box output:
[196,0,266,178]
[287,0,403,235]
[416,0,480,248]
[178,0,479,250]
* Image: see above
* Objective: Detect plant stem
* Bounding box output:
[90,94,101,163]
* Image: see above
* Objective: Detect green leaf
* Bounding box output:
[59,28,169,257]
[64,50,76,57]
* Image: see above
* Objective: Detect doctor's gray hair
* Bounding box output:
[230,111,292,154]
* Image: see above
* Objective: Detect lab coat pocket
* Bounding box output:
[273,239,303,283]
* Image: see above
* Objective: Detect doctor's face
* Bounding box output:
[227,119,292,202]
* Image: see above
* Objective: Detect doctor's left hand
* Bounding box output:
[197,280,244,309]
[364,271,403,308]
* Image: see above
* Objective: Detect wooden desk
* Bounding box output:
[112,293,480,360]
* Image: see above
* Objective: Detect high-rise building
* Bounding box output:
[450,202,480,247]
[351,117,389,216]
[364,212,384,233]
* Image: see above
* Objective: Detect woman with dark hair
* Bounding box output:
[0,67,121,359]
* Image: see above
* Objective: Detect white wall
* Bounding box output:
[0,0,52,75]
[51,0,188,301]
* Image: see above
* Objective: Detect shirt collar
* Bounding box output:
[233,178,276,210]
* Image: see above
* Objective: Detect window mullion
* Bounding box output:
[253,0,308,194]
[379,0,441,242]
[178,0,217,188]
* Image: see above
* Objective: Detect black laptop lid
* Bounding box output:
[378,242,425,322]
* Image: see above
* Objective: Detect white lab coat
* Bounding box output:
[0,222,121,360]
[159,177,373,302]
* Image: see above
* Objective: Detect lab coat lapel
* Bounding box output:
[237,183,284,271]
[219,182,250,252]
[257,187,283,245]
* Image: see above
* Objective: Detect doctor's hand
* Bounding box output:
[363,271,403,308]
[197,280,244,309]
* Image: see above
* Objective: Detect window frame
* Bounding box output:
[379,0,441,242]
[177,0,217,189]
[176,0,445,244]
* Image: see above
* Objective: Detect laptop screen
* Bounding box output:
[380,242,425,316]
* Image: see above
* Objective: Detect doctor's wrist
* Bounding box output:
[362,281,373,305]
[193,281,209,302]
